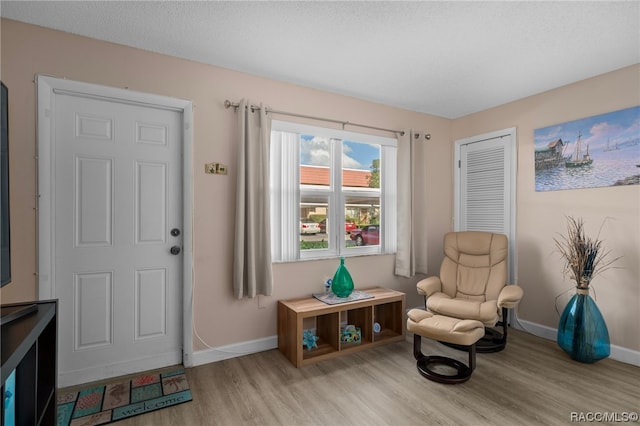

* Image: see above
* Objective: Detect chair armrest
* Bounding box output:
[497,284,524,309]
[416,276,442,297]
[407,308,433,323]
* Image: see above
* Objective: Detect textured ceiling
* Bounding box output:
[2,1,639,119]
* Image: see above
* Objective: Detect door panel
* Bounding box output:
[135,161,167,244]
[135,267,167,340]
[74,271,113,350]
[75,156,113,247]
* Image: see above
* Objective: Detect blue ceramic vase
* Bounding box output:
[557,288,610,363]
[331,257,354,298]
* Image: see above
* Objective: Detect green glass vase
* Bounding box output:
[331,257,354,298]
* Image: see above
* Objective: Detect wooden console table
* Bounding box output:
[277,287,405,367]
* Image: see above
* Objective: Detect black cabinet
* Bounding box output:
[1,300,57,426]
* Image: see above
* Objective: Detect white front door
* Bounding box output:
[37,77,191,387]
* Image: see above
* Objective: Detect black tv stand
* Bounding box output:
[1,304,38,326]
[1,300,57,426]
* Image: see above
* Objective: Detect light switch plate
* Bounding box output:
[205,163,228,175]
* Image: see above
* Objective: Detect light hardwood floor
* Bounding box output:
[70,329,640,425]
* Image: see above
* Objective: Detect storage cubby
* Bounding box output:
[1,300,58,426]
[278,287,405,367]
[341,307,372,349]
[303,313,339,361]
[373,300,404,342]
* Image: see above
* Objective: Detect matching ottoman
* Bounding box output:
[407,309,485,384]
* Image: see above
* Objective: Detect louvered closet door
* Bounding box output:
[456,130,516,283]
[459,136,511,234]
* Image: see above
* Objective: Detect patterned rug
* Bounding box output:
[56,369,192,426]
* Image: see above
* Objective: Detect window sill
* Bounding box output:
[272,251,395,265]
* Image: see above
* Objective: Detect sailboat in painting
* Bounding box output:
[565,131,593,167]
[602,138,619,152]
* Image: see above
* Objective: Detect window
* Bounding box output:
[270,120,397,261]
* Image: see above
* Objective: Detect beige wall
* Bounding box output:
[2,19,637,357]
[0,19,451,350]
[452,64,640,352]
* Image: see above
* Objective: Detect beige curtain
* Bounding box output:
[233,100,273,298]
[395,130,428,277]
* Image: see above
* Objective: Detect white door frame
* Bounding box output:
[453,127,517,284]
[36,75,194,367]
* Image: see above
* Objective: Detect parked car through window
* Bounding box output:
[319,219,358,234]
[349,225,380,246]
[300,219,320,235]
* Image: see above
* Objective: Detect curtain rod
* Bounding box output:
[225,100,426,138]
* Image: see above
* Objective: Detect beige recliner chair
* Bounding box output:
[416,231,523,352]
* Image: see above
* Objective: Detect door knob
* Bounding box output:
[170,246,181,255]
[171,228,181,237]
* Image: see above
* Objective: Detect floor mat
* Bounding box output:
[56,369,192,426]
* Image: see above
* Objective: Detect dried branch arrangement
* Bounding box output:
[554,216,622,289]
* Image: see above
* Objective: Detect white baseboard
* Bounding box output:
[515,319,640,367]
[512,318,558,340]
[190,321,640,369]
[191,335,278,367]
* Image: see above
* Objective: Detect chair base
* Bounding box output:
[413,334,476,384]
[416,355,472,384]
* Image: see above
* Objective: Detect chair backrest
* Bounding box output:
[440,231,508,302]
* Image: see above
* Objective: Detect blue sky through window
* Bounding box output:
[300,135,380,170]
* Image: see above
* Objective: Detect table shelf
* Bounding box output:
[278,287,405,367]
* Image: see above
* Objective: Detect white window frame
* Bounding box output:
[270,120,397,262]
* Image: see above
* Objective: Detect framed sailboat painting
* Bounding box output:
[534,106,640,192]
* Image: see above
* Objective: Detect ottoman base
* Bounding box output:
[407,310,485,384]
[413,334,476,384]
